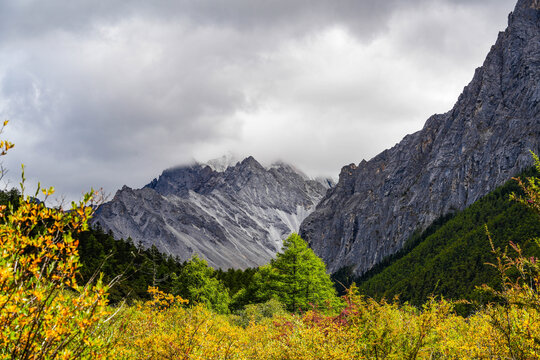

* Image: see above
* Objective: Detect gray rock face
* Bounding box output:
[300,0,540,275]
[93,156,331,269]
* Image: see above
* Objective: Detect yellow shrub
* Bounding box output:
[0,191,113,359]
[113,287,242,359]
[0,123,112,359]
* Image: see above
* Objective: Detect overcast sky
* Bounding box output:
[0,0,516,203]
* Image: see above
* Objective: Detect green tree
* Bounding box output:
[172,255,230,313]
[256,233,339,312]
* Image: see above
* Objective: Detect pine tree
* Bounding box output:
[256,233,339,312]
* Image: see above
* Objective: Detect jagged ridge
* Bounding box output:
[300,0,540,274]
[93,156,332,269]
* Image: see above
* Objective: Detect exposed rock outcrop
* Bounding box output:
[300,0,540,274]
[93,157,331,269]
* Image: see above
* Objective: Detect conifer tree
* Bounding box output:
[256,233,339,312]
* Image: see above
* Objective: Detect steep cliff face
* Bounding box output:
[300,0,540,274]
[93,156,331,269]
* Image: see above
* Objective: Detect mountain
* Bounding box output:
[354,169,540,314]
[300,0,540,275]
[93,156,332,269]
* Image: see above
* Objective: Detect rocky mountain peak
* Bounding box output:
[93,155,331,269]
[235,156,265,172]
[300,0,540,275]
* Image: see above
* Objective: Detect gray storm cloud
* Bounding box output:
[0,0,514,202]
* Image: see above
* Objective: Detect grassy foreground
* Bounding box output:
[108,285,540,359]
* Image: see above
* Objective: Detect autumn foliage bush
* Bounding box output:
[112,284,539,359]
[111,287,242,359]
[0,124,113,359]
[110,154,540,359]
[0,189,114,359]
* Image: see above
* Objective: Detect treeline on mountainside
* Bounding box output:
[77,227,338,312]
[76,226,185,303]
[0,189,186,305]
[347,166,540,314]
[331,212,456,296]
[77,226,258,311]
